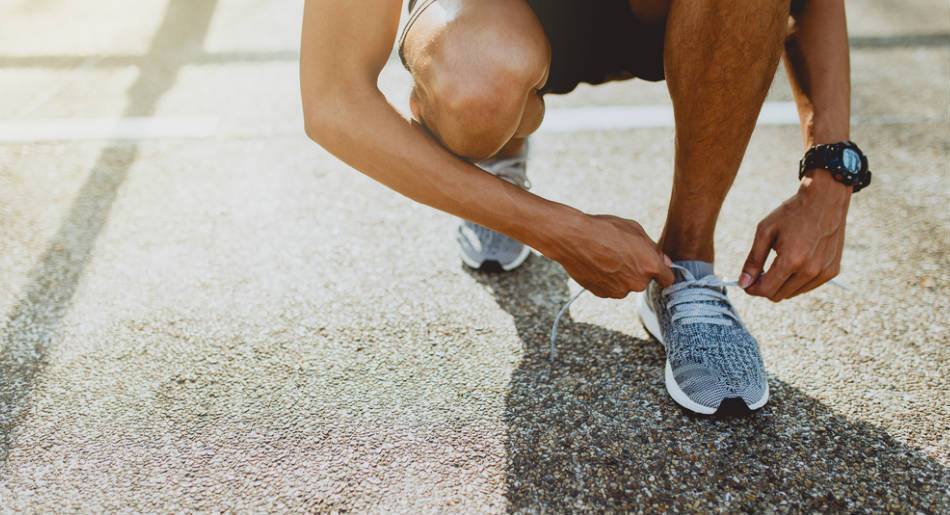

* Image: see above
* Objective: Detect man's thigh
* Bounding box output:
[528,0,801,95]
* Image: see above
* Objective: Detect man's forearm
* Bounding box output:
[305,86,583,258]
[783,0,851,147]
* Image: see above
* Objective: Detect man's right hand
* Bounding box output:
[550,214,675,299]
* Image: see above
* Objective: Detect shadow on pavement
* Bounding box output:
[466,257,949,513]
[0,0,218,468]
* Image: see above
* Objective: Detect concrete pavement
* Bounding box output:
[0,0,948,512]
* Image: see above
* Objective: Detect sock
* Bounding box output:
[673,260,714,281]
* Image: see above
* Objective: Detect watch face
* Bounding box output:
[842,148,861,174]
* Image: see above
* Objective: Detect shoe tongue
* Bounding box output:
[673,260,714,282]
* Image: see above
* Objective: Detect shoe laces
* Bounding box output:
[662,267,740,327]
[547,264,847,362]
[477,144,531,190]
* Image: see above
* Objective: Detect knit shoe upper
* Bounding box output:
[641,261,769,414]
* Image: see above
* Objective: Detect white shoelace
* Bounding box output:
[663,272,740,326]
[548,265,847,362]
[478,141,531,190]
[487,155,531,190]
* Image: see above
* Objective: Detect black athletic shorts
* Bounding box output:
[400,0,805,95]
[525,0,666,94]
[399,0,665,95]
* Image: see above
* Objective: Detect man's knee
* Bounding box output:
[419,64,543,159]
[408,5,550,160]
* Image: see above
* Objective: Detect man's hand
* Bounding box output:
[551,214,674,299]
[740,169,851,301]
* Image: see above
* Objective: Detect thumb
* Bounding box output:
[656,253,675,288]
[741,223,775,289]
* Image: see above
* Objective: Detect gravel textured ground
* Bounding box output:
[1,0,948,513]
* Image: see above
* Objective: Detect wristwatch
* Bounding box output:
[799,141,872,192]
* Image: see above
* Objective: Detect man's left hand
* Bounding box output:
[739,169,852,301]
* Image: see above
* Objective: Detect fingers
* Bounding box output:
[655,253,675,288]
[770,244,820,299]
[635,251,674,291]
[788,246,843,299]
[745,254,794,300]
[598,251,671,297]
[599,287,630,300]
[574,214,673,296]
[771,260,840,301]
[772,271,811,301]
[740,221,777,289]
[790,264,839,298]
[583,277,629,299]
[748,241,841,301]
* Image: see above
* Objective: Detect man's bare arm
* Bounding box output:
[741,0,853,300]
[300,0,673,297]
[300,1,568,250]
[784,0,851,147]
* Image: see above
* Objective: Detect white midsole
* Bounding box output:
[665,361,718,415]
[637,292,768,414]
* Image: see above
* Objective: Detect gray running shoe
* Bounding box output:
[638,261,769,415]
[456,142,532,272]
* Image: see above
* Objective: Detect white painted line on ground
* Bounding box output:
[540,101,800,132]
[0,116,219,142]
[1,104,942,142]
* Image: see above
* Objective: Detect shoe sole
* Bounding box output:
[636,292,769,415]
[459,245,531,272]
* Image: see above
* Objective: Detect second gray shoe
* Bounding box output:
[456,142,532,272]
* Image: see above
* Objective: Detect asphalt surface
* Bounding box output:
[1,0,948,513]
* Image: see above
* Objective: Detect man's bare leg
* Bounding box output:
[402,0,549,161]
[400,0,551,270]
[630,0,790,415]
[658,0,789,262]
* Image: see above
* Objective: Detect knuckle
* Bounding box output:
[641,261,658,276]
[786,253,806,269]
[819,269,836,283]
